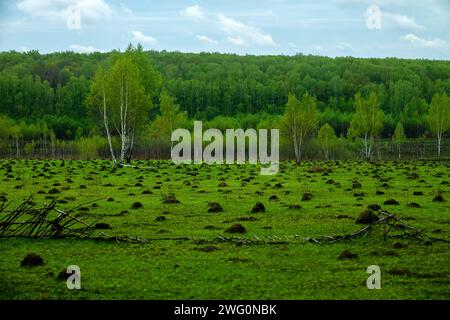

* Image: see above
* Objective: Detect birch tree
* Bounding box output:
[392,122,406,159]
[349,92,384,160]
[281,93,318,164]
[89,67,116,163]
[88,55,150,164]
[317,123,337,160]
[428,93,450,158]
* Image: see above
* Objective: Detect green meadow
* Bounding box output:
[0,159,449,299]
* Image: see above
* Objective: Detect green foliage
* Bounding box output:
[428,93,450,136]
[148,91,189,155]
[75,136,107,159]
[393,122,407,143]
[428,93,450,157]
[349,92,384,159]
[2,50,450,140]
[393,122,407,159]
[282,93,319,163]
[1,50,450,159]
[87,48,158,162]
[317,123,338,160]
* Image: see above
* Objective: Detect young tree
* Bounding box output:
[150,91,188,151]
[428,93,450,158]
[349,92,384,160]
[281,92,318,164]
[88,55,151,164]
[317,123,337,160]
[392,122,406,159]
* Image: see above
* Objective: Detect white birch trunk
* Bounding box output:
[437,132,441,158]
[102,87,116,164]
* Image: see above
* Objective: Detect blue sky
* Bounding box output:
[0,0,449,59]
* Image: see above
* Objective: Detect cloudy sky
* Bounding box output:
[0,0,449,59]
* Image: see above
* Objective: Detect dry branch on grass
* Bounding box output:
[214,210,450,245]
[0,197,146,243]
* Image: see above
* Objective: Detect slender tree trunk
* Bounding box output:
[121,82,129,163]
[292,109,301,164]
[363,134,369,160]
[102,88,116,164]
[298,139,303,164]
[437,132,441,158]
[292,132,300,164]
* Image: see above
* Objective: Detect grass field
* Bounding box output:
[0,159,449,299]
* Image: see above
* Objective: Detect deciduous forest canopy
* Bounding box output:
[0,46,449,159]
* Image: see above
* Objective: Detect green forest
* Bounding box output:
[0,44,449,160]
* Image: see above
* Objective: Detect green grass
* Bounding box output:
[0,159,449,299]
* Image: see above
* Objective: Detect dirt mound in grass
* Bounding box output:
[208,202,223,213]
[48,188,60,194]
[356,209,379,224]
[196,246,218,252]
[269,195,278,201]
[307,167,331,174]
[274,183,283,188]
[367,204,381,211]
[21,253,44,267]
[352,181,362,189]
[225,224,246,233]
[338,250,358,260]
[407,202,421,208]
[432,194,445,202]
[162,193,180,204]
[302,193,314,201]
[56,269,70,281]
[251,202,266,213]
[393,242,408,249]
[95,222,111,229]
[384,199,399,205]
[131,201,143,209]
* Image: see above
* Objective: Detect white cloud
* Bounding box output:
[119,3,133,16]
[217,14,277,47]
[180,5,205,20]
[131,31,157,45]
[383,13,425,30]
[196,35,218,44]
[225,36,248,47]
[70,44,104,53]
[17,0,113,23]
[401,34,446,48]
[337,42,353,50]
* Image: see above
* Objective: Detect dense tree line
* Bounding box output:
[0,47,449,160]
